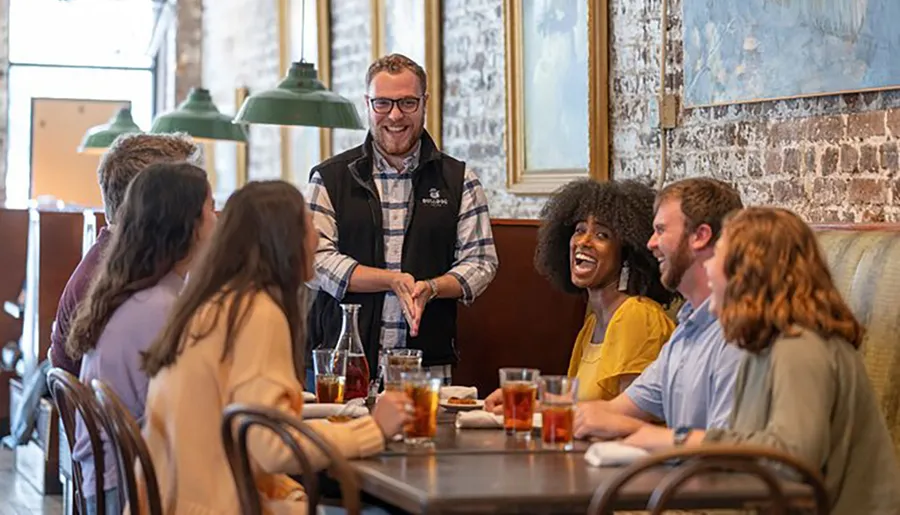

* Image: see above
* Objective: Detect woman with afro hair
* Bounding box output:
[538,179,676,401]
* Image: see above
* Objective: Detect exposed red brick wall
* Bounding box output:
[613,0,900,223]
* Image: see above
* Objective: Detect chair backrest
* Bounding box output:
[46,367,107,515]
[221,403,362,515]
[90,379,162,515]
[588,445,830,515]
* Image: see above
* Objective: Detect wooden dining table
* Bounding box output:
[350,412,814,514]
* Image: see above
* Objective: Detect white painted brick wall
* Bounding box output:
[202,0,282,183]
[0,0,9,203]
[330,0,372,154]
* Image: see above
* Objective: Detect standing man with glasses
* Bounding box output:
[305,54,499,388]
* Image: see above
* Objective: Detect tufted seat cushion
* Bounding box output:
[816,228,900,460]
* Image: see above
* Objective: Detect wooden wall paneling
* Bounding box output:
[0,207,29,434]
[454,219,587,394]
[20,209,86,375]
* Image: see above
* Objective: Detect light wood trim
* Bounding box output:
[278,0,292,181]
[504,0,609,195]
[424,0,443,148]
[371,0,384,60]
[812,223,900,232]
[317,0,333,159]
[589,0,610,183]
[235,87,250,187]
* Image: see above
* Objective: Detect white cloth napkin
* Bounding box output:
[302,398,369,419]
[454,410,542,429]
[440,385,478,400]
[584,441,650,467]
[302,391,316,403]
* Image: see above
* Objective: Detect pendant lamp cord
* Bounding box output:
[299,0,306,62]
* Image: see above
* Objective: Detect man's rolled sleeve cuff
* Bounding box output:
[624,385,664,422]
[446,270,475,305]
[315,257,359,301]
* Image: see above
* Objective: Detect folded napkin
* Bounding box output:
[302,391,316,403]
[454,410,542,429]
[302,398,369,419]
[440,385,478,400]
[584,441,650,467]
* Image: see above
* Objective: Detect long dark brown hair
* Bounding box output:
[719,207,864,352]
[66,162,210,359]
[141,180,310,378]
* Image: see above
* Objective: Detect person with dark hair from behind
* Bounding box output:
[48,133,201,377]
[138,181,408,514]
[485,179,675,408]
[572,178,745,441]
[623,207,900,514]
[66,162,216,514]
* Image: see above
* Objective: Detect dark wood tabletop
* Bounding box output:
[355,452,812,514]
[352,417,813,514]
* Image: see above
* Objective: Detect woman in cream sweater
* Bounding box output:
[139,180,409,514]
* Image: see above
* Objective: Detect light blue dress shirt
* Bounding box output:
[624,297,743,429]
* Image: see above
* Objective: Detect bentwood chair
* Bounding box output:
[588,445,830,514]
[90,379,163,515]
[47,368,107,515]
[221,403,362,515]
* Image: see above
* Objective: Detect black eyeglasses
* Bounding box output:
[368,96,423,114]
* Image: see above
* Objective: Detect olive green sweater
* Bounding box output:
[705,328,900,515]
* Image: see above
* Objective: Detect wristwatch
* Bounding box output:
[673,426,693,447]
[426,279,439,301]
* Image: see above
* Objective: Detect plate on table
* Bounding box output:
[440,398,485,413]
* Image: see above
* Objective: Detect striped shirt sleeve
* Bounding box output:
[447,168,498,305]
[305,171,359,301]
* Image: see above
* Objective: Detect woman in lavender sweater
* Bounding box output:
[65,162,217,514]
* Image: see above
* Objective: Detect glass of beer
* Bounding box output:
[539,376,578,449]
[383,349,422,392]
[313,349,347,404]
[499,368,540,439]
[401,370,441,445]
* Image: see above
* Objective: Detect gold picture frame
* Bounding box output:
[503,0,609,195]
[277,0,335,182]
[371,0,443,148]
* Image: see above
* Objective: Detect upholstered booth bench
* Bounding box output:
[817,225,900,460]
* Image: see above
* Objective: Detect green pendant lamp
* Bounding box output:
[234,61,364,129]
[151,87,248,143]
[77,107,143,155]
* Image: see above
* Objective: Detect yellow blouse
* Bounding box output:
[567,296,675,401]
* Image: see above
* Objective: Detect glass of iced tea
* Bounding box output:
[401,370,441,445]
[313,349,347,404]
[539,376,578,449]
[499,368,540,439]
[383,349,422,392]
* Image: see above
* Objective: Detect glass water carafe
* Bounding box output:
[334,304,370,401]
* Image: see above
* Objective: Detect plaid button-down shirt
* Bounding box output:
[306,143,498,364]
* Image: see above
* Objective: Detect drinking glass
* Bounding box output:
[539,376,578,449]
[499,368,540,439]
[385,348,423,369]
[383,349,422,392]
[313,349,347,404]
[401,370,441,445]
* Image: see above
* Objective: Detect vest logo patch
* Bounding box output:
[422,188,448,207]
